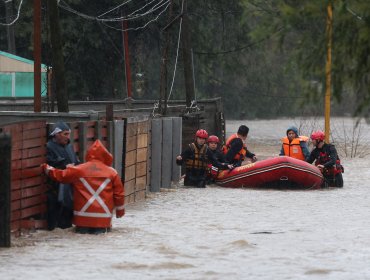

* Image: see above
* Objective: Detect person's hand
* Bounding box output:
[317,164,324,171]
[66,163,75,168]
[227,164,234,170]
[252,156,257,162]
[176,155,182,161]
[116,208,125,218]
[40,163,52,175]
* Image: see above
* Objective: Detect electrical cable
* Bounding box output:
[166,0,184,102]
[0,0,24,26]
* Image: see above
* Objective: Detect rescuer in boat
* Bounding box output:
[42,139,125,234]
[223,125,257,166]
[307,130,344,188]
[279,126,310,161]
[176,129,232,188]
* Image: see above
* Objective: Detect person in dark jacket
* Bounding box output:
[206,135,227,183]
[307,130,344,188]
[207,135,226,163]
[176,129,232,188]
[223,125,257,166]
[46,121,80,230]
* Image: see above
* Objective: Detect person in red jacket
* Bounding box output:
[42,139,125,234]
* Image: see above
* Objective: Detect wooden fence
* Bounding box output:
[0,115,198,247]
[0,117,153,246]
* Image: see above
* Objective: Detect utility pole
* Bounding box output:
[324,1,333,143]
[4,0,16,54]
[47,0,69,112]
[33,0,41,112]
[158,0,174,116]
[121,16,132,99]
[181,0,195,108]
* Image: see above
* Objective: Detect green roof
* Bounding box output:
[0,51,48,68]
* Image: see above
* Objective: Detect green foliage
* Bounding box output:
[1,0,370,118]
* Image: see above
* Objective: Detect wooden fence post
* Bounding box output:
[78,122,87,161]
[0,133,11,247]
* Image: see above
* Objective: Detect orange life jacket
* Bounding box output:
[222,133,247,161]
[281,136,308,161]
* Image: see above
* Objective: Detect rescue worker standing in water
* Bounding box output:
[43,139,125,234]
[279,126,310,161]
[307,131,344,188]
[223,125,257,166]
[176,129,232,188]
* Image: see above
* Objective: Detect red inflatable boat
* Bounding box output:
[215,156,323,189]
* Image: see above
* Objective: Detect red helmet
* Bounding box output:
[310,130,325,141]
[207,135,219,143]
[195,129,208,139]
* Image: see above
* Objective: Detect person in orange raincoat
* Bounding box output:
[42,139,125,234]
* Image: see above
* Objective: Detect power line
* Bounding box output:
[346,7,363,21]
[58,0,169,22]
[97,0,134,18]
[166,0,184,102]
[0,0,24,26]
[100,3,170,32]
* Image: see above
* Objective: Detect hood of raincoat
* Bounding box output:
[286,126,298,136]
[85,139,113,166]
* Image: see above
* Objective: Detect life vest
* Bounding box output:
[222,133,247,161]
[315,148,344,176]
[185,143,208,170]
[281,136,308,161]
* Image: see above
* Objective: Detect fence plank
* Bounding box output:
[21,220,47,229]
[137,134,148,149]
[124,179,135,196]
[136,162,147,178]
[21,204,46,219]
[22,127,46,140]
[126,135,137,152]
[136,176,146,191]
[125,150,136,167]
[136,147,147,163]
[125,165,136,182]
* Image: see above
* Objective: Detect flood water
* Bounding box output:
[1,118,370,280]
